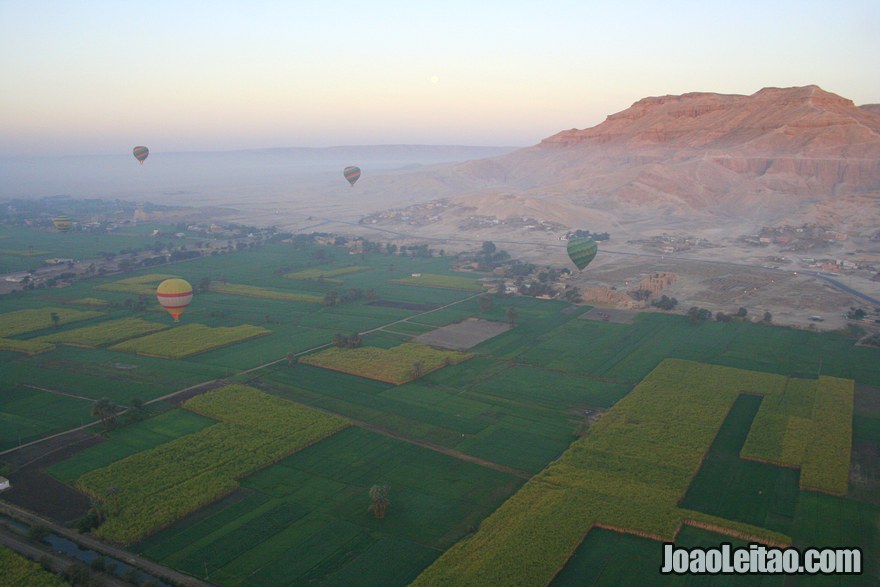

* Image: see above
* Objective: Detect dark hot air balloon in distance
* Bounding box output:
[52,216,73,232]
[156,278,192,322]
[566,237,598,271]
[133,146,149,164]
[343,166,361,186]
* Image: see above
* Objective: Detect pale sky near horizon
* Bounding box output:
[1,0,878,156]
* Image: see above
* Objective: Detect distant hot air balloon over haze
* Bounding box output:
[156,278,192,322]
[567,237,598,271]
[52,216,73,232]
[343,166,361,186]
[133,146,149,164]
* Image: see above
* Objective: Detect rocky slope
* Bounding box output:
[366,86,880,238]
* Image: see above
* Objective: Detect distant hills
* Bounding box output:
[366,86,880,237]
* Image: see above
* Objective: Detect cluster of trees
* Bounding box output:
[688,306,772,325]
[473,241,511,271]
[91,397,147,432]
[332,332,363,349]
[651,295,678,310]
[322,288,377,307]
[569,229,610,241]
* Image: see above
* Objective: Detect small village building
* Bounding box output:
[0,476,10,491]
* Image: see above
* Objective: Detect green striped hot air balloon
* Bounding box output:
[566,237,598,271]
[343,166,361,186]
[52,216,73,232]
[132,146,149,164]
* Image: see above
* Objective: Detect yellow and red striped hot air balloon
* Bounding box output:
[52,216,73,232]
[156,278,192,322]
[133,146,149,164]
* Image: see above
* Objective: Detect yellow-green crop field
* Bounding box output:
[300,342,473,384]
[0,307,103,337]
[0,337,55,355]
[38,317,168,347]
[413,359,851,587]
[77,385,349,544]
[108,323,269,359]
[0,248,51,256]
[211,282,322,303]
[95,273,178,295]
[799,376,853,494]
[68,297,111,307]
[0,546,68,587]
[391,273,485,291]
[283,265,368,280]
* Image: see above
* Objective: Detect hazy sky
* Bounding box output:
[2,0,878,156]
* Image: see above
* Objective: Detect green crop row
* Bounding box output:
[413,360,799,586]
[211,282,322,303]
[0,546,68,587]
[300,342,472,384]
[0,307,103,337]
[77,385,348,543]
[391,273,485,291]
[38,317,167,347]
[283,265,368,280]
[800,376,854,495]
[108,324,269,359]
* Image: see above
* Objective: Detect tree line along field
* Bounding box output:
[0,234,878,585]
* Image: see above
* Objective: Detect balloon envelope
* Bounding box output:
[156,278,192,322]
[343,166,361,186]
[567,237,598,270]
[133,146,149,164]
[52,216,73,232]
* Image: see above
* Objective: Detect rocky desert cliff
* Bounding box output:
[366,86,880,238]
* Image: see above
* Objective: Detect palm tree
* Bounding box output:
[92,398,117,430]
[368,485,390,519]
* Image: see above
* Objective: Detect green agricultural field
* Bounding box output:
[77,385,348,543]
[68,297,111,307]
[0,248,51,256]
[0,346,228,404]
[0,307,104,337]
[37,317,168,347]
[108,323,269,359]
[210,282,323,303]
[680,395,801,535]
[136,427,522,586]
[47,408,217,482]
[300,342,472,384]
[95,273,179,295]
[0,337,55,355]
[0,384,96,451]
[391,273,485,291]
[412,360,835,587]
[283,265,369,281]
[0,546,68,587]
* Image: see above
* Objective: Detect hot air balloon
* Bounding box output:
[156,278,192,322]
[52,216,73,232]
[566,237,598,271]
[343,166,361,186]
[133,146,149,164]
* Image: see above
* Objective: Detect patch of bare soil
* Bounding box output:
[414,318,511,350]
[0,433,103,525]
